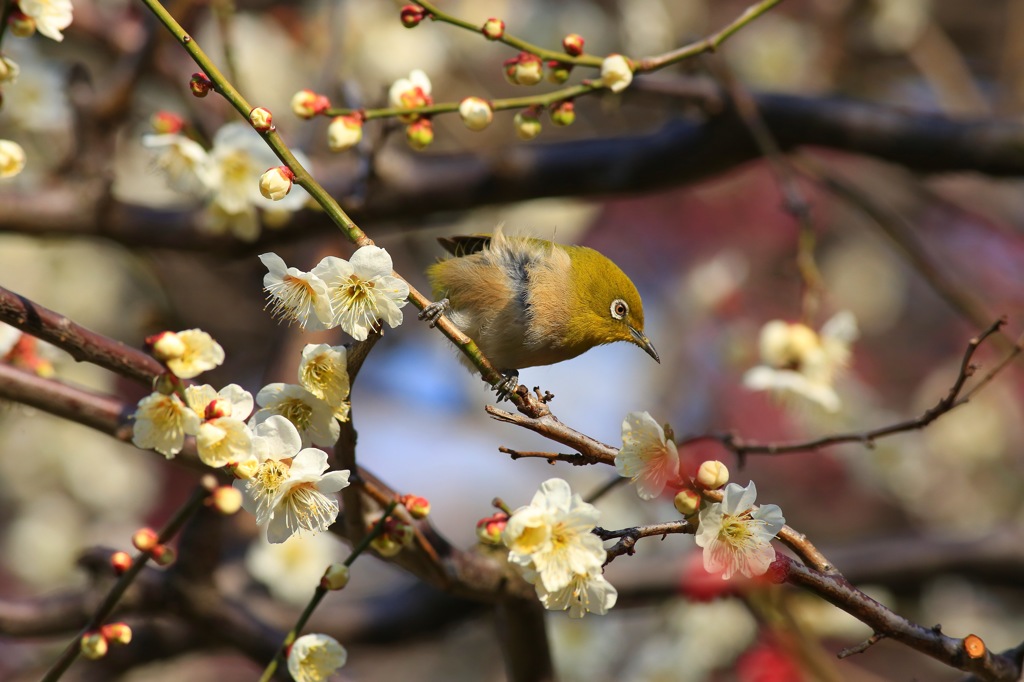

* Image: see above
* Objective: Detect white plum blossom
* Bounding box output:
[298,343,350,421]
[252,382,340,448]
[615,411,680,500]
[287,633,347,682]
[163,329,224,379]
[388,69,432,110]
[535,566,618,619]
[458,97,493,131]
[131,393,200,458]
[19,0,73,42]
[327,114,363,152]
[311,246,410,341]
[141,133,213,194]
[235,415,350,543]
[259,253,333,330]
[0,140,26,179]
[600,54,633,93]
[743,311,859,413]
[695,481,785,580]
[503,478,606,594]
[186,383,255,468]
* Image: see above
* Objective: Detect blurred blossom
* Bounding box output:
[684,250,748,313]
[0,322,21,356]
[725,14,821,91]
[620,0,676,57]
[0,139,27,178]
[246,532,342,605]
[549,615,625,682]
[0,40,70,134]
[822,239,907,334]
[872,0,931,53]
[19,0,74,42]
[2,493,85,588]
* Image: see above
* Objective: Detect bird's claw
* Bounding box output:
[493,370,520,402]
[418,298,450,328]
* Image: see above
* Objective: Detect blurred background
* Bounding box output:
[1,0,1024,680]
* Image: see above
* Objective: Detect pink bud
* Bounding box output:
[562,33,585,56]
[400,4,425,28]
[189,72,213,98]
[111,551,133,575]
[481,17,505,40]
[132,528,159,552]
[549,100,575,127]
[248,106,273,132]
[151,111,186,134]
[291,89,331,119]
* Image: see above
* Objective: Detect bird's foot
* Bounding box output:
[493,370,520,402]
[418,298,450,328]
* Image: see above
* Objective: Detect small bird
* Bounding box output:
[421,228,659,395]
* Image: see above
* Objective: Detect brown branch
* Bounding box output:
[678,318,1013,458]
[595,520,692,563]
[781,555,1022,681]
[486,407,617,465]
[0,285,162,385]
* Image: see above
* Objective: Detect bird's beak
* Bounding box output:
[629,326,660,364]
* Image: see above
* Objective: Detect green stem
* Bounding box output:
[416,0,604,67]
[40,483,212,682]
[326,82,599,119]
[637,0,784,71]
[257,502,399,682]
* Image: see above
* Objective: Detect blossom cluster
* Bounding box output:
[143,122,311,242]
[130,329,351,543]
[613,411,786,581]
[503,478,617,618]
[260,246,410,341]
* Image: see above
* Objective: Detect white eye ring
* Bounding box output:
[610,299,628,320]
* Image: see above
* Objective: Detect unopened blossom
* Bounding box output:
[481,17,504,40]
[743,311,858,413]
[131,393,200,458]
[616,411,679,500]
[514,110,541,140]
[259,252,333,330]
[503,478,605,593]
[562,33,585,56]
[253,382,340,448]
[550,100,575,126]
[235,415,350,543]
[0,56,19,84]
[695,481,785,580]
[504,52,543,86]
[164,329,224,379]
[287,633,347,682]
[291,89,330,119]
[535,566,618,618]
[388,69,432,120]
[18,0,73,42]
[327,114,363,152]
[258,166,293,201]
[311,246,410,341]
[404,118,433,151]
[298,343,350,420]
[600,54,633,93]
[0,140,27,179]
[458,97,493,131]
[696,460,729,490]
[400,4,425,28]
[248,107,273,132]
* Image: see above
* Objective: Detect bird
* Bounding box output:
[420,228,659,397]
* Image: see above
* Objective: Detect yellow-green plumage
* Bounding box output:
[427,229,658,371]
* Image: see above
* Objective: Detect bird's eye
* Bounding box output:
[610,299,628,320]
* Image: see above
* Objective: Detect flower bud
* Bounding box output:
[600,54,633,93]
[400,494,431,519]
[150,111,185,134]
[405,118,434,151]
[259,166,294,201]
[210,486,243,515]
[503,52,543,86]
[291,89,330,119]
[132,527,159,552]
[673,489,701,516]
[146,331,186,362]
[0,56,19,84]
[458,97,493,132]
[0,139,26,179]
[481,17,505,40]
[562,33,585,56]
[152,372,181,396]
[80,631,108,660]
[110,551,132,575]
[327,114,363,152]
[152,544,176,566]
[230,456,259,480]
[400,4,425,28]
[101,623,133,646]
[8,11,35,38]
[546,61,572,84]
[695,460,729,490]
[189,72,213,98]
[321,563,350,590]
[513,110,541,141]
[549,100,575,127]
[370,533,402,557]
[476,512,508,545]
[249,106,273,132]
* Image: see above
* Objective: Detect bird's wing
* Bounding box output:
[437,234,492,258]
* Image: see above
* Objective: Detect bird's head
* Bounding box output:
[565,246,659,363]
